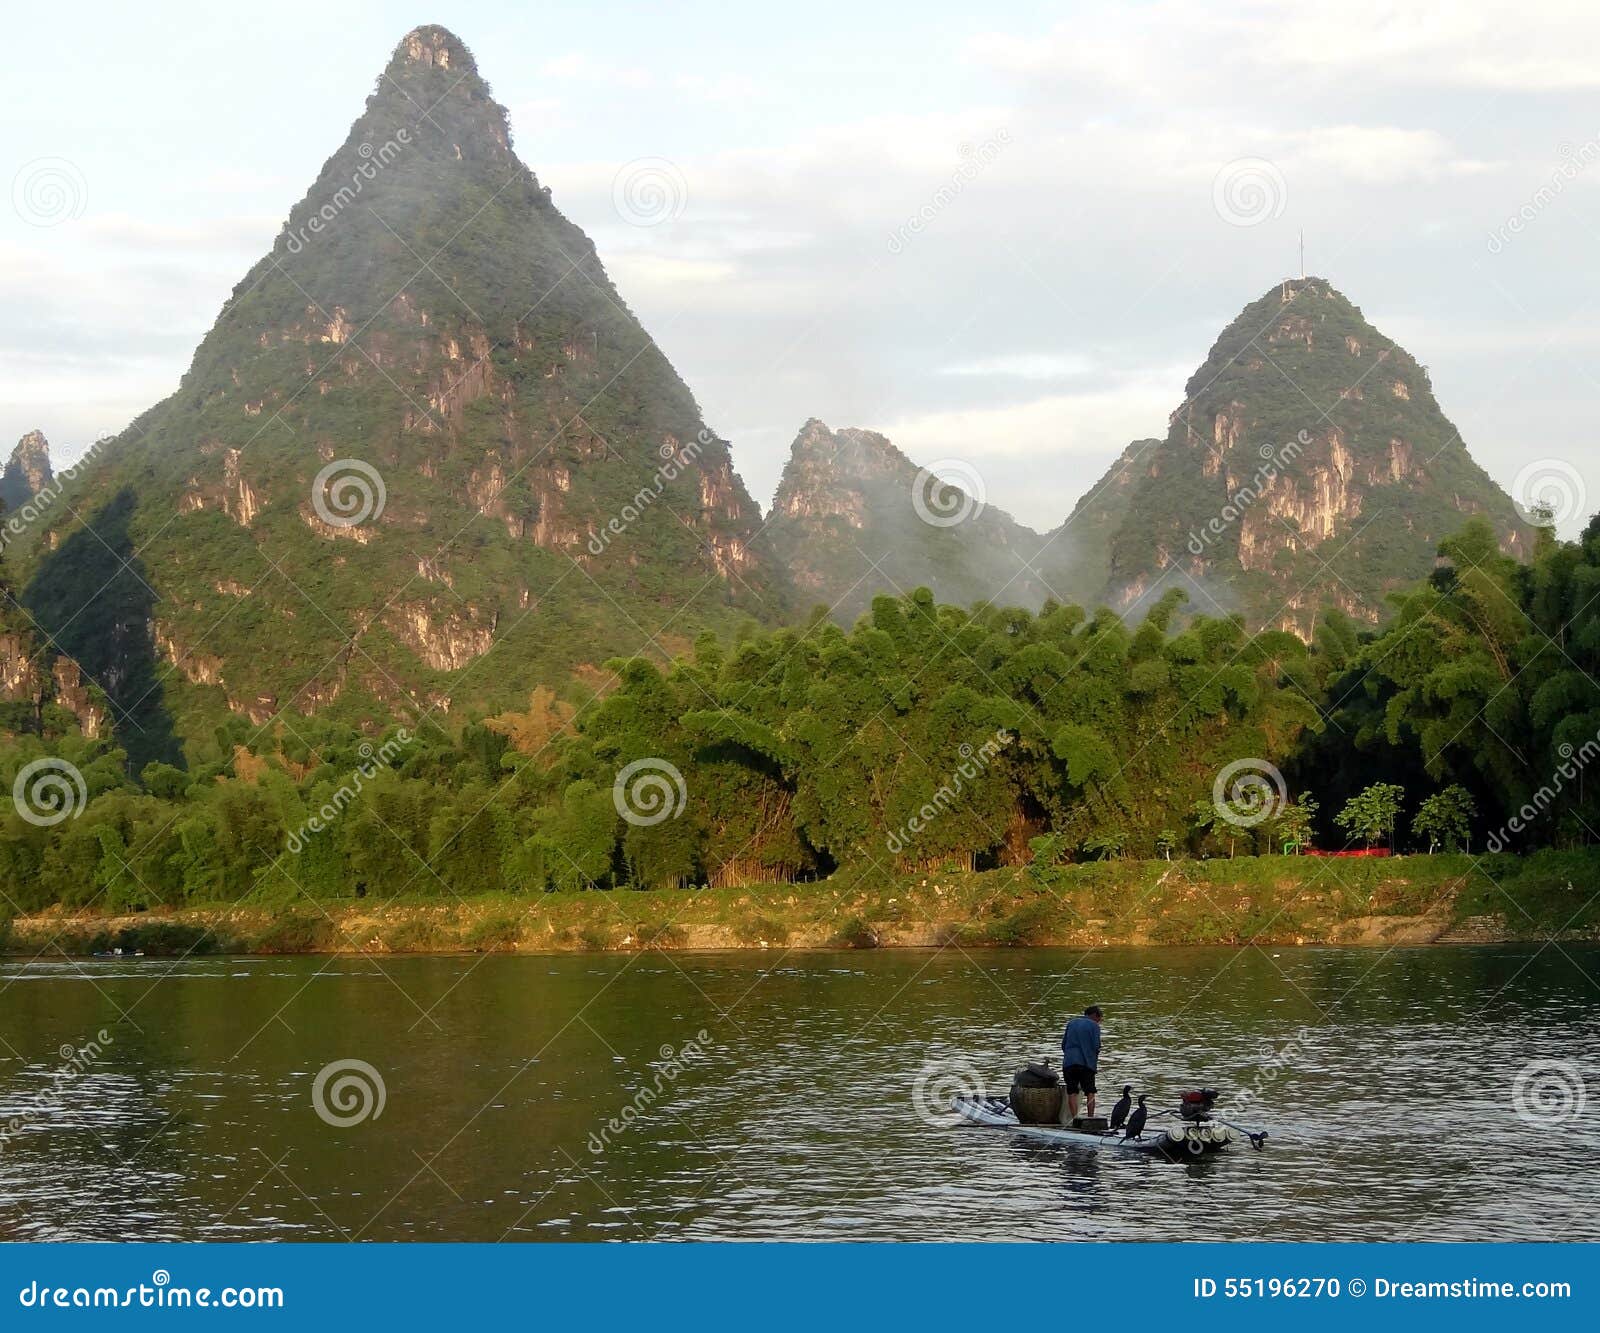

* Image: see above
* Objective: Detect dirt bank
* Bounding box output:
[9,852,1585,957]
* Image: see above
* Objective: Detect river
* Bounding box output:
[1,945,1596,1241]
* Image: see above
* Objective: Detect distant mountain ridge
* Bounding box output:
[766,419,1097,624]
[773,279,1531,635]
[0,430,110,740]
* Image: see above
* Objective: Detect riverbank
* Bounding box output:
[5,850,1596,957]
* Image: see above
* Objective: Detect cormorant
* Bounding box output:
[1109,1085,1133,1130]
[1124,1095,1148,1140]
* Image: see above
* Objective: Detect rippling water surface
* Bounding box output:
[1,945,1596,1241]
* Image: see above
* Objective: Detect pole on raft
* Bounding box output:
[1213,1115,1269,1149]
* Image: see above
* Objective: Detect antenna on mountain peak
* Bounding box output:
[1298,228,1305,280]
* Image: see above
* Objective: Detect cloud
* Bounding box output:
[538,53,655,89]
[970,1,1600,93]
[940,353,1096,380]
[876,371,1188,530]
[606,252,741,292]
[505,97,575,143]
[1286,126,1494,184]
[79,211,281,251]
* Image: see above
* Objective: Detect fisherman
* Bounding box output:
[1059,1004,1103,1124]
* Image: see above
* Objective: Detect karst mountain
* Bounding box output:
[21,26,789,766]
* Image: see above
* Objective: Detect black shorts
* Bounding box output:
[1063,1064,1097,1095]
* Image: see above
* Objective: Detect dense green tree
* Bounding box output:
[1335,783,1406,849]
[1274,795,1318,854]
[1413,786,1477,853]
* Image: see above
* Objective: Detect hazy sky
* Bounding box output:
[6,0,1600,534]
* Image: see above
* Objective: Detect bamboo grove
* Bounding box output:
[3,515,1599,913]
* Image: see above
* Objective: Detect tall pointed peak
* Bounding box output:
[8,429,52,479]
[22,24,787,759]
[391,25,480,77]
[1099,277,1529,634]
[346,24,510,165]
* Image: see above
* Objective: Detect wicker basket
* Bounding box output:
[1009,1081,1064,1125]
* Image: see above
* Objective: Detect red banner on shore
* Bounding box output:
[1303,847,1392,858]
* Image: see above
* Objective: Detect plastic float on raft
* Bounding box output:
[952,1083,1267,1162]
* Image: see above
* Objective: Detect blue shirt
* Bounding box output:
[1061,1015,1101,1070]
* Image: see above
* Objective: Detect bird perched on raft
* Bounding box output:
[1124,1096,1148,1140]
[1109,1085,1133,1130]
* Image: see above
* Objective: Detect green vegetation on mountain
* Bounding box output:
[1056,438,1157,598]
[1092,278,1532,631]
[15,26,786,770]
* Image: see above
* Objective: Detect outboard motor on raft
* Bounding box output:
[1178,1088,1220,1122]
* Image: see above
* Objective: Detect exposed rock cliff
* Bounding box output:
[0,631,110,739]
[1,430,54,514]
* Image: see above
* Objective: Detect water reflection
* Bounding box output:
[0,945,1596,1240]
